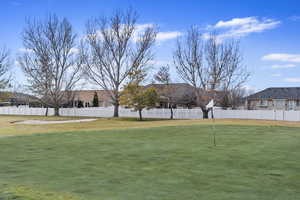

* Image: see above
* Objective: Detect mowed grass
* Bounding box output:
[2,115,300,137]
[0,120,300,200]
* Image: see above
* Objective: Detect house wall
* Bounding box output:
[246,99,300,110]
[71,90,113,108]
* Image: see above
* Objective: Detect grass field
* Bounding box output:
[0,116,300,199]
[2,115,300,137]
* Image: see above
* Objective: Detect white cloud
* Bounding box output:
[14,60,20,67]
[149,60,171,66]
[214,17,257,28]
[85,23,182,43]
[135,23,154,33]
[284,78,300,83]
[70,47,79,54]
[156,31,182,41]
[242,85,257,92]
[18,48,33,53]
[132,24,156,42]
[271,73,281,77]
[133,24,182,42]
[271,64,296,69]
[262,53,300,63]
[205,17,280,41]
[19,47,79,54]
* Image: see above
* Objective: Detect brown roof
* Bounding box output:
[0,91,39,103]
[145,83,197,104]
[247,87,300,100]
[71,90,112,103]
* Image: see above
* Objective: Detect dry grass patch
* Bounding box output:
[1,115,300,137]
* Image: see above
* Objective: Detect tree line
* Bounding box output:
[0,9,249,119]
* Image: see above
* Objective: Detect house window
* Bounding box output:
[287,100,295,110]
[274,99,285,109]
[259,100,268,106]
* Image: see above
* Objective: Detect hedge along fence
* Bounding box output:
[1,106,300,122]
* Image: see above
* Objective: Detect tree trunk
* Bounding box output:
[170,106,174,120]
[113,103,119,117]
[54,107,60,116]
[202,108,209,119]
[138,109,142,121]
[45,107,49,116]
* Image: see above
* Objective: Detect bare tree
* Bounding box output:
[154,65,176,119]
[174,28,249,118]
[229,87,247,109]
[206,34,249,110]
[220,87,245,109]
[174,27,209,117]
[18,15,83,116]
[82,9,157,117]
[0,47,11,90]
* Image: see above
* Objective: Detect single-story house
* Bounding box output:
[0,92,40,107]
[145,83,225,109]
[69,90,113,108]
[245,87,300,110]
[145,83,197,108]
[66,84,225,109]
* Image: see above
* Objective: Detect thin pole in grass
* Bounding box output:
[206,99,216,146]
[211,107,216,146]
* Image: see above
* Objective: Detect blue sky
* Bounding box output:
[1,0,300,91]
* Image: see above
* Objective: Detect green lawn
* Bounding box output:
[0,123,299,200]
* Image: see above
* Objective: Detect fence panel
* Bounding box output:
[1,106,300,122]
[284,111,300,121]
[274,110,284,121]
[0,107,54,116]
[215,109,279,121]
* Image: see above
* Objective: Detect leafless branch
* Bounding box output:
[0,47,11,89]
[174,28,250,117]
[82,9,157,117]
[18,14,83,115]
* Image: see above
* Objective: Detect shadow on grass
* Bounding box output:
[108,117,178,122]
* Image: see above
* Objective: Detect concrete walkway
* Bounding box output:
[14,118,97,125]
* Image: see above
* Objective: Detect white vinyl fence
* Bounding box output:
[214,109,300,122]
[0,106,54,116]
[59,107,203,119]
[1,106,300,122]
